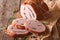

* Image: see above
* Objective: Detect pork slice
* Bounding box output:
[25,20,46,34]
[7,25,29,37]
[12,18,26,29]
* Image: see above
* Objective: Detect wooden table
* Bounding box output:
[40,10,60,40]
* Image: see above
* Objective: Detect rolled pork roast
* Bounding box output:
[20,0,51,20]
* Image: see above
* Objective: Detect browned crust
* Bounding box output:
[6,29,16,37]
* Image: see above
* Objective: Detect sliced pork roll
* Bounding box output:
[12,18,26,29]
[20,0,49,20]
[20,4,36,20]
[7,25,29,37]
[24,20,46,34]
